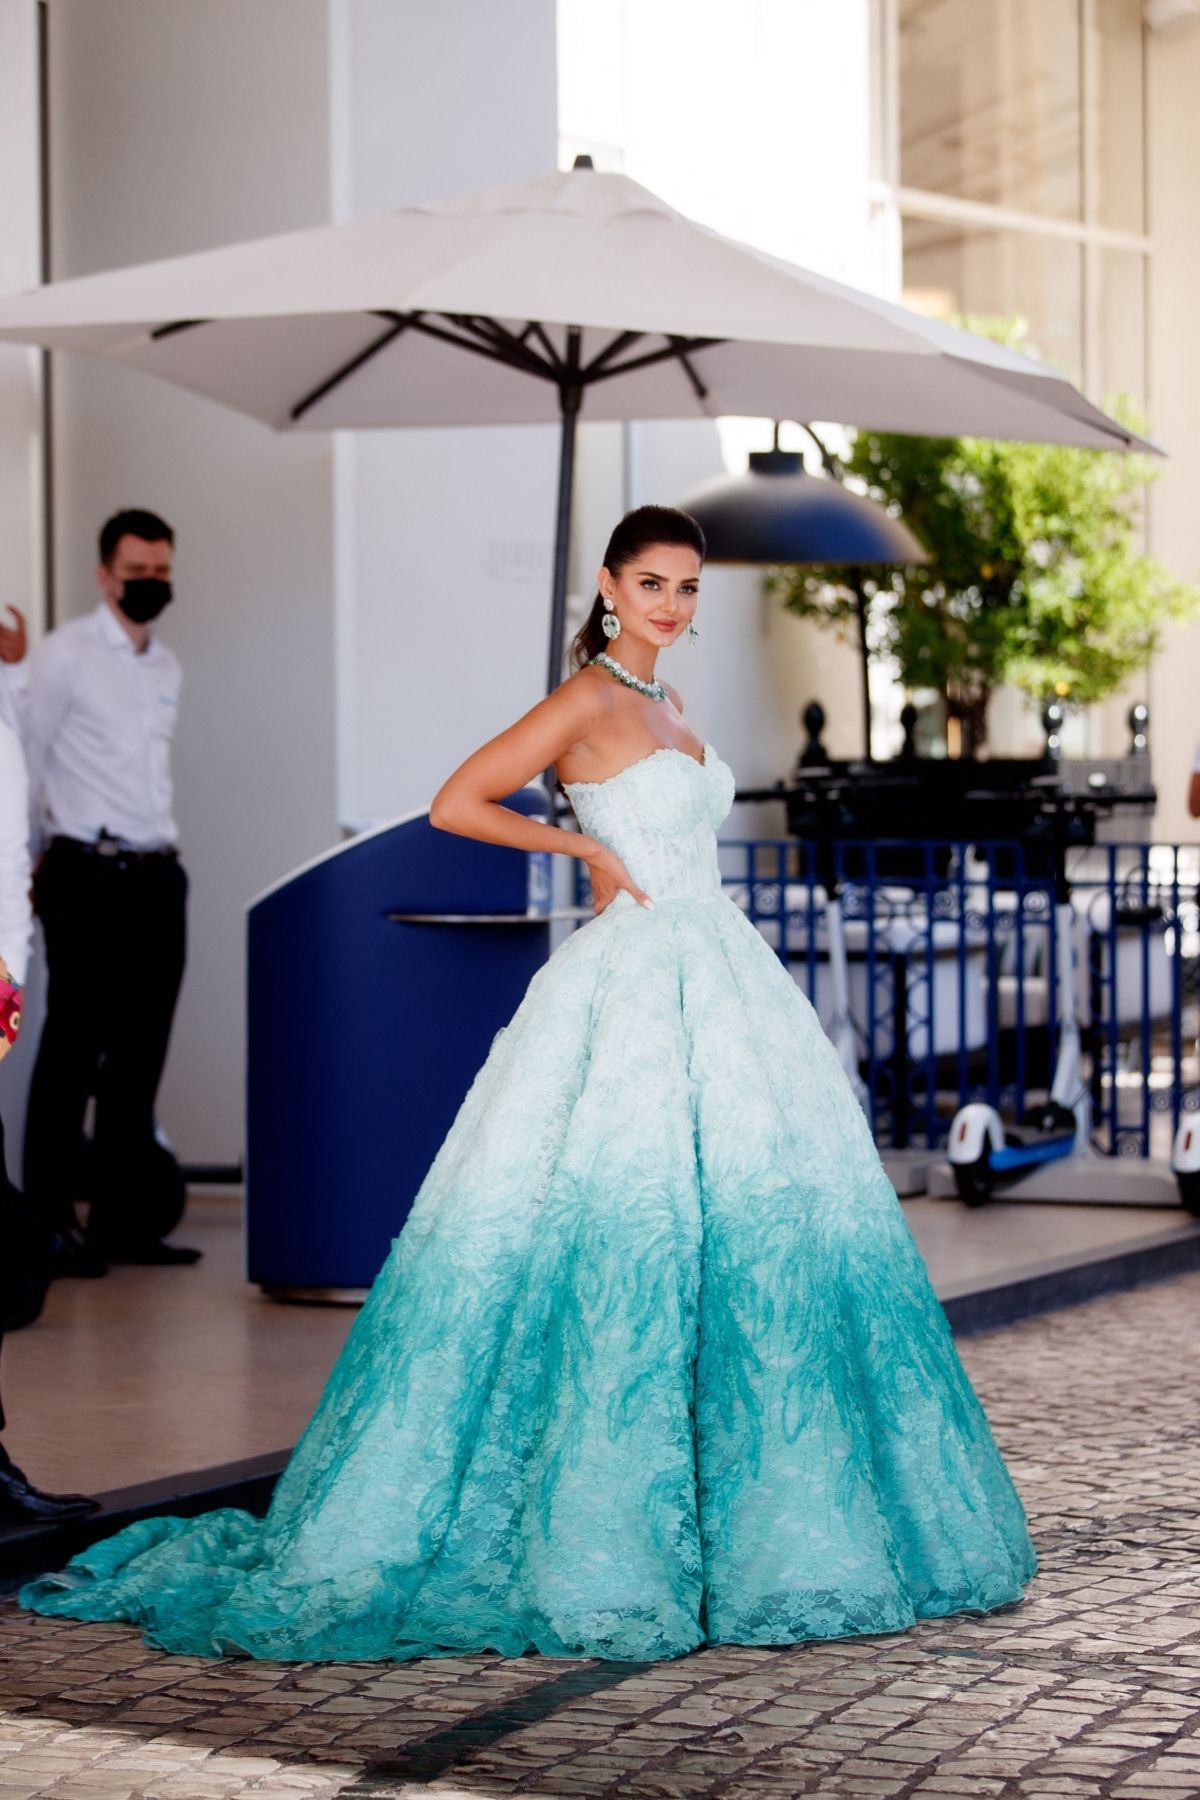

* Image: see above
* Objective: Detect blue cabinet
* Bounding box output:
[245,790,549,1296]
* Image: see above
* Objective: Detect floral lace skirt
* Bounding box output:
[21,894,1035,1660]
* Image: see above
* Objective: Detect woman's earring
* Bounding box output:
[686,619,700,645]
[601,598,622,641]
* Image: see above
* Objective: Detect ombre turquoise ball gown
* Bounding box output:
[21,742,1035,1661]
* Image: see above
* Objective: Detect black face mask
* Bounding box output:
[118,577,173,624]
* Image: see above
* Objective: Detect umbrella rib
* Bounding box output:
[582,335,724,396]
[667,335,712,402]
[403,313,561,382]
[290,313,415,422]
[146,313,717,410]
[460,313,562,374]
[580,330,646,379]
[442,314,560,380]
[150,319,209,341]
[523,322,567,373]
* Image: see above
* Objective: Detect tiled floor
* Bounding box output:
[4,1189,1192,1498]
[901,1194,1192,1295]
[2,1270,1198,1798]
[3,1195,353,1496]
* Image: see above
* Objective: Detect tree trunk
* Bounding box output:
[945,687,991,758]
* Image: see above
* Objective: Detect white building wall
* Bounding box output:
[0,1,43,642]
[31,0,560,1165]
[330,0,560,830]
[5,0,1197,1177]
[558,0,877,782]
[42,0,338,1167]
[0,0,45,1181]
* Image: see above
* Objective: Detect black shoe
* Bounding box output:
[48,1226,109,1279]
[0,1450,100,1523]
[95,1239,203,1267]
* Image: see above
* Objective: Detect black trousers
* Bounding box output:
[0,1107,57,1438]
[23,840,188,1250]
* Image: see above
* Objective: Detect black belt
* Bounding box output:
[50,835,179,865]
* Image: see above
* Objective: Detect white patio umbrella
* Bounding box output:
[0,158,1157,692]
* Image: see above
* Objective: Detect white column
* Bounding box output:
[329,0,560,830]
[44,0,338,1166]
[1145,20,1200,840]
[0,0,44,1179]
[558,0,877,780]
[0,1,44,641]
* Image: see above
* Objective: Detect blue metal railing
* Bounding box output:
[571,833,1200,1157]
[718,835,1054,1151]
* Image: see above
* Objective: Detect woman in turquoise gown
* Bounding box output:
[21,505,1035,1661]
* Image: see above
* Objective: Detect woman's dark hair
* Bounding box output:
[570,504,706,669]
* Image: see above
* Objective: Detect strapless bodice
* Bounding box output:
[563,742,736,903]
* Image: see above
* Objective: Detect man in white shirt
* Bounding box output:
[15,509,197,1273]
[0,717,98,1519]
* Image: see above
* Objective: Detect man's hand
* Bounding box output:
[0,605,27,665]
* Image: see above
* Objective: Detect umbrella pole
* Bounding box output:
[545,400,579,699]
[852,571,873,762]
[542,335,584,805]
[545,340,583,699]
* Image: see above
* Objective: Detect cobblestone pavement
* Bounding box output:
[2,1272,1198,1800]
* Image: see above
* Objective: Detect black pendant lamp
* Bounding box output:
[680,427,929,759]
[684,447,926,565]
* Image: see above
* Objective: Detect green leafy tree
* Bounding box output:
[772,322,1199,756]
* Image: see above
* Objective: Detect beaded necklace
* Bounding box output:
[592,651,667,703]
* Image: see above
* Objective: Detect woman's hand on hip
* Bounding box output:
[582,843,654,915]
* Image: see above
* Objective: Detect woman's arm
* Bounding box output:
[428,677,594,850]
[429,678,653,911]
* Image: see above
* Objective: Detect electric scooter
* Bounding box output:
[939,782,1180,1207]
[1169,1111,1200,1216]
[948,879,1083,1205]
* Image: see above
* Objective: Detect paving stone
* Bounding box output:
[3,1272,1200,1799]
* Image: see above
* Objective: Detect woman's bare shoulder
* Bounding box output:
[554,663,617,731]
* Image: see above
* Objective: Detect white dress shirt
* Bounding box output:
[24,603,181,851]
[0,658,25,738]
[0,719,32,986]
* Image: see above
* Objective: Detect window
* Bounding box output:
[900,0,1084,221]
[901,215,1085,383]
[872,0,1150,409]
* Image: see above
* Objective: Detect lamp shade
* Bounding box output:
[682,450,928,566]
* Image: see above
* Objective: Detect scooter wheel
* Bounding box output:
[953,1156,995,1208]
[1177,1171,1200,1219]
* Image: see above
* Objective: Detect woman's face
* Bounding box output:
[598,542,701,650]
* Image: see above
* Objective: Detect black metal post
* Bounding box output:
[891,948,910,1149]
[798,427,875,765]
[546,354,582,696]
[852,571,872,761]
